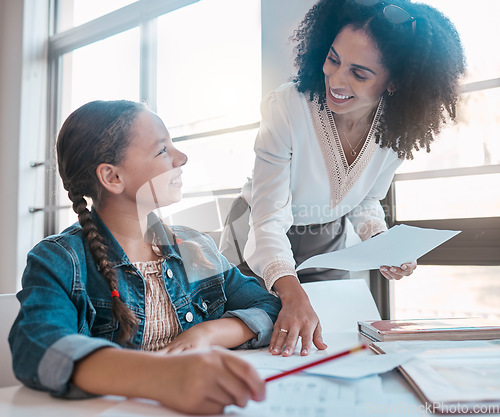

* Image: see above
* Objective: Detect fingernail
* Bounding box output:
[402,264,407,270]
[390,267,397,273]
[284,349,290,355]
[301,349,308,355]
[381,267,387,272]
[273,348,279,353]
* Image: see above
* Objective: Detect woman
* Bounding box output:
[9,100,281,414]
[221,0,465,357]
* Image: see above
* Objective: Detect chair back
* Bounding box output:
[167,197,235,246]
[0,293,20,387]
[302,279,381,334]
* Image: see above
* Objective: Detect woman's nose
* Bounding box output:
[327,66,348,88]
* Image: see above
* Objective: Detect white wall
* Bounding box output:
[261,0,316,96]
[0,0,24,293]
[0,0,48,293]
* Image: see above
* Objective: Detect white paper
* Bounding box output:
[297,224,460,272]
[241,344,417,380]
[225,373,385,417]
[305,350,418,379]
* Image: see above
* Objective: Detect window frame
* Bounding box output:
[41,0,261,236]
[372,79,500,318]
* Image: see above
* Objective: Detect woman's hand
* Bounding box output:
[269,276,327,357]
[380,261,417,280]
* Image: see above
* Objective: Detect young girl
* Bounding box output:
[9,100,281,414]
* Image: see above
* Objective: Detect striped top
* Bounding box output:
[134,259,181,351]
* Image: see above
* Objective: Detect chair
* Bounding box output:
[0,293,20,387]
[302,279,380,334]
[166,197,235,247]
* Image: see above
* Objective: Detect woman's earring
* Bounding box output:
[388,90,394,97]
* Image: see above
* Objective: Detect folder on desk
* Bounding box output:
[358,317,500,342]
[371,340,500,414]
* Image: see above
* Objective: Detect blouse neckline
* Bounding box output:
[307,97,384,208]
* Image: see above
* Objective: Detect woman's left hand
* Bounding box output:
[379,261,417,280]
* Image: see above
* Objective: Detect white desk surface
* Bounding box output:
[2,280,499,416]
[6,331,493,417]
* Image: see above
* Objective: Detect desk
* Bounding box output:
[2,280,499,416]
[5,331,497,417]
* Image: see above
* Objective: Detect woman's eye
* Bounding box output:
[353,71,367,81]
[328,56,339,65]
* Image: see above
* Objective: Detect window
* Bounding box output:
[42,0,261,233]
[387,0,500,321]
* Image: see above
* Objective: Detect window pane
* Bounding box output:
[421,0,500,83]
[395,174,500,221]
[156,0,261,138]
[60,28,140,122]
[57,28,140,232]
[393,265,500,320]
[397,89,500,174]
[57,0,136,31]
[173,128,257,194]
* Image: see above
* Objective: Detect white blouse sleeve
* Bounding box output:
[244,90,298,291]
[346,156,403,241]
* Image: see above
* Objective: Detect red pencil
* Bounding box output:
[264,344,367,383]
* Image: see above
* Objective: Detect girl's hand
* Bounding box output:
[72,346,265,415]
[269,276,327,357]
[380,261,417,280]
[160,324,212,354]
[154,348,266,414]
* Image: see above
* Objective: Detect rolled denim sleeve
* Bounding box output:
[38,335,118,398]
[9,237,120,398]
[221,265,281,348]
[222,307,274,348]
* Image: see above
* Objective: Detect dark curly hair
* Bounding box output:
[292,0,465,159]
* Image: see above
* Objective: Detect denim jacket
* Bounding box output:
[9,211,281,398]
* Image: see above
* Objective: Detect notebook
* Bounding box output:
[358,317,500,342]
[371,340,500,414]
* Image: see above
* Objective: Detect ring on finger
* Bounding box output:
[279,329,289,333]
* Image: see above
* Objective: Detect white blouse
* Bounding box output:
[242,82,403,291]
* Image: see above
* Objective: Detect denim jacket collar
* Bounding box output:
[90,209,182,268]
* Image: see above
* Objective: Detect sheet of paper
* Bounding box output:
[226,373,385,417]
[296,224,460,272]
[305,349,418,379]
[241,344,417,380]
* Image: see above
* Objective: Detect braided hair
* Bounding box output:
[292,0,465,159]
[57,100,145,343]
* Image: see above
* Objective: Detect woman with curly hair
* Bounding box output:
[221,0,465,357]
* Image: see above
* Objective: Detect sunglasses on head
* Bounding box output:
[354,0,416,35]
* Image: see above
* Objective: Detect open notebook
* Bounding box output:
[371,340,500,414]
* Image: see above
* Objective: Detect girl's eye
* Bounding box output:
[157,146,168,156]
